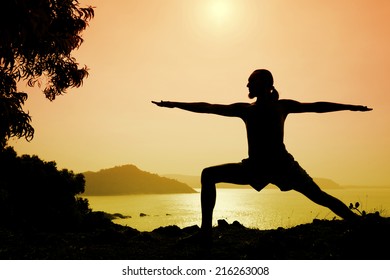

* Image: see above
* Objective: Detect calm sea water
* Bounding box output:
[83,187,390,232]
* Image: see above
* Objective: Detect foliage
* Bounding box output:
[349,202,366,216]
[349,201,383,219]
[0,0,94,148]
[0,88,33,148]
[0,146,91,230]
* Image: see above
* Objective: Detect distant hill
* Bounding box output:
[164,174,342,190]
[83,165,196,195]
[313,178,341,189]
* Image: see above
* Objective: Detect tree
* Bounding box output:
[0,0,94,149]
[0,146,91,229]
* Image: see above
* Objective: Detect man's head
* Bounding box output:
[247,69,278,100]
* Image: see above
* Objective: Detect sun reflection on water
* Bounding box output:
[84,187,390,231]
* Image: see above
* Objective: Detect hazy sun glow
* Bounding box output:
[191,0,245,34]
[208,0,233,25]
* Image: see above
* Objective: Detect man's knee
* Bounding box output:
[201,163,243,185]
[201,167,215,185]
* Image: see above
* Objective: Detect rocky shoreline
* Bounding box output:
[1,213,389,260]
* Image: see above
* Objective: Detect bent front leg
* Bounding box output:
[200,163,250,231]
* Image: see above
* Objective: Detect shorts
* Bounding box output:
[241,153,315,192]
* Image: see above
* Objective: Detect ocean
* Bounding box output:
[83,187,390,232]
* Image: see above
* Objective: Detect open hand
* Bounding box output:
[352,105,373,112]
[151,100,175,108]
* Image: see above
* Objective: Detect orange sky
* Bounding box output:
[11,0,390,186]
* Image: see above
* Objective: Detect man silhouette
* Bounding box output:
[152,69,372,242]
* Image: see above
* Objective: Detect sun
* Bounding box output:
[208,0,233,26]
[185,0,251,42]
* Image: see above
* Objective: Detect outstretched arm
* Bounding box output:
[151,100,248,117]
[285,100,373,113]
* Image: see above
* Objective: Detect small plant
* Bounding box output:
[349,202,367,216]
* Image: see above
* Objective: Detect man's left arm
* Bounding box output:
[282,99,373,113]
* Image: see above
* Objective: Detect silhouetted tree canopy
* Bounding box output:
[0,146,91,230]
[0,0,94,148]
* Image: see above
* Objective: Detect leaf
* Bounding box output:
[355,202,360,208]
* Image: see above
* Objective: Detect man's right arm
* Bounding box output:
[152,101,249,117]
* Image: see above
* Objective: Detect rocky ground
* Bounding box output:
[1,214,389,260]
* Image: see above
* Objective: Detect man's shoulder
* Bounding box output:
[278,99,302,108]
[278,99,300,104]
[278,99,308,113]
[229,102,252,109]
[231,102,252,106]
